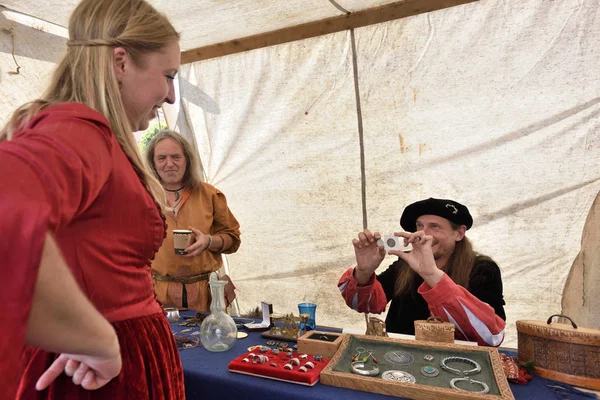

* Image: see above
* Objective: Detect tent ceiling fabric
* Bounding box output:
[0,9,66,126]
[0,0,78,29]
[1,0,402,51]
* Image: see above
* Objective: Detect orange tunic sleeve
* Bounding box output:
[210,187,241,253]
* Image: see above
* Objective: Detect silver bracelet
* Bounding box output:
[440,357,481,376]
[206,234,213,250]
[350,361,380,377]
[450,377,490,394]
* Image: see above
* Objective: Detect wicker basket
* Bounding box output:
[414,316,455,343]
[517,314,600,390]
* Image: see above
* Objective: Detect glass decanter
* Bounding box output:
[199,272,237,352]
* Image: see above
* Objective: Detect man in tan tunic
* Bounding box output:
[146,130,241,311]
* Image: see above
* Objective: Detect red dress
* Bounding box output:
[0,103,184,399]
[0,194,49,400]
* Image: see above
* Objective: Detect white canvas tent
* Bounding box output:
[1,0,599,348]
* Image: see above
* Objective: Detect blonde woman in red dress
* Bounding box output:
[0,0,185,398]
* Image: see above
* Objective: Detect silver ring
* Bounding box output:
[252,354,268,364]
[440,357,481,376]
[350,362,380,376]
[450,378,490,394]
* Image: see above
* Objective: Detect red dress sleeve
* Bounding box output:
[337,267,388,314]
[0,103,114,233]
[0,194,49,400]
[418,274,506,346]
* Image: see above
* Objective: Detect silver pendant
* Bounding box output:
[384,351,414,366]
[381,370,416,383]
[420,365,440,377]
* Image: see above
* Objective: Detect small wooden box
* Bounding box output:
[297,331,345,358]
[415,316,456,344]
[517,314,600,390]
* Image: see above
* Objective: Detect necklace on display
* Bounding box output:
[166,185,185,201]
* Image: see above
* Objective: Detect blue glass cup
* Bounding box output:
[298,302,317,331]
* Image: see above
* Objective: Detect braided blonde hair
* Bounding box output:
[0,0,180,207]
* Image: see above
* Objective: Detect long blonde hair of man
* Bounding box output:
[145,130,205,193]
[0,0,179,208]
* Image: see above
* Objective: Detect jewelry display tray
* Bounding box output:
[320,335,514,400]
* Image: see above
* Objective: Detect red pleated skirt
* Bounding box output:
[16,313,185,399]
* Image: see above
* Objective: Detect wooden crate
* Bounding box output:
[297,331,345,358]
[517,315,600,390]
[320,334,514,400]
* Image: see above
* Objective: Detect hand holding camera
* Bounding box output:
[353,229,440,286]
[376,234,410,252]
[352,229,387,284]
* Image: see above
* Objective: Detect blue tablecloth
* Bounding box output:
[172,316,598,400]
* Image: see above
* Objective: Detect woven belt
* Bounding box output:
[152,272,211,285]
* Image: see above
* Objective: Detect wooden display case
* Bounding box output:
[320,334,514,400]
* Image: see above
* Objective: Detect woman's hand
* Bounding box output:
[36,344,122,391]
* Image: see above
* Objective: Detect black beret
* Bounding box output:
[400,198,473,232]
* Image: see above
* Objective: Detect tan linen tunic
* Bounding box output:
[152,183,241,311]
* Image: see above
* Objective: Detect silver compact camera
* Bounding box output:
[376,234,403,251]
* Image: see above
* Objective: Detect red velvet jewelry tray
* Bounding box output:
[228,349,330,386]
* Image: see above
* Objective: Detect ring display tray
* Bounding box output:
[320,335,514,400]
[228,350,330,386]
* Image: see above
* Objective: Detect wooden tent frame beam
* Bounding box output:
[181,0,477,64]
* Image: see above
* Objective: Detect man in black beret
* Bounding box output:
[338,198,506,346]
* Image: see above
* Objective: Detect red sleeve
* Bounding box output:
[0,103,114,232]
[337,267,388,314]
[418,274,506,346]
[0,194,49,400]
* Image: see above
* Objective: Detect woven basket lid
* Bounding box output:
[516,314,600,346]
